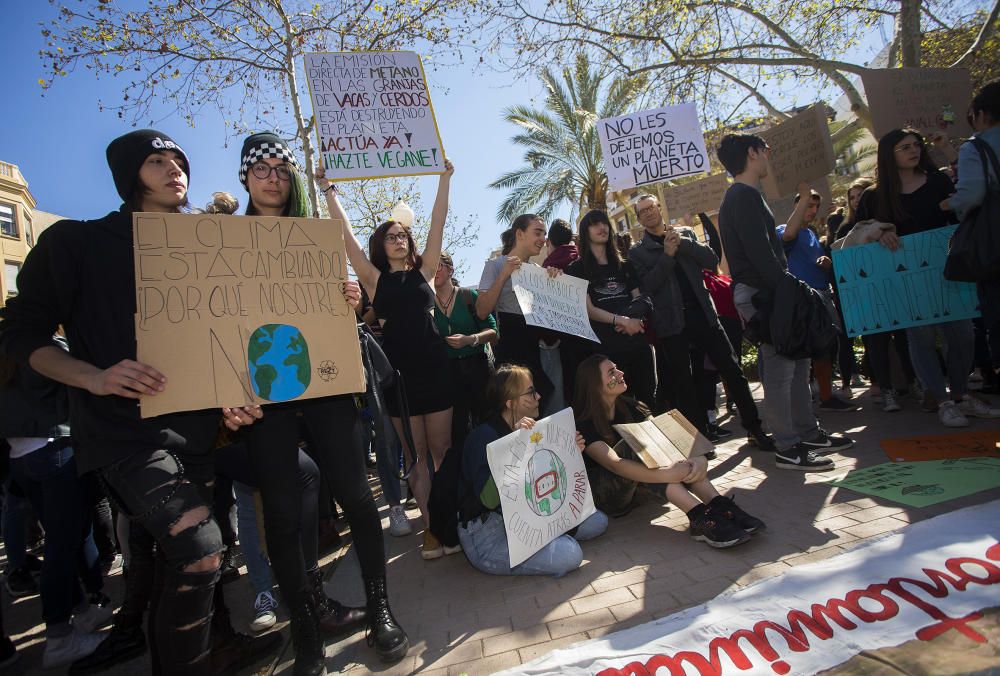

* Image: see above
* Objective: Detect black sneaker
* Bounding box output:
[708,495,766,534]
[746,427,777,453]
[819,398,860,412]
[219,548,241,585]
[689,511,751,548]
[706,423,733,440]
[4,567,38,597]
[775,444,835,471]
[800,429,854,455]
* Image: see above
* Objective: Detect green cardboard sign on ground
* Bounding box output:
[830,458,1000,507]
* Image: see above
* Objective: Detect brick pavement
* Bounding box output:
[3,383,999,675]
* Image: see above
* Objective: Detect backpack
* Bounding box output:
[944,138,1000,283]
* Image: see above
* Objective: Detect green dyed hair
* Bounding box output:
[246,164,310,217]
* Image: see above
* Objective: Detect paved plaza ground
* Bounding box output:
[3,382,999,675]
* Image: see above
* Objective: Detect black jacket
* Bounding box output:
[0,337,71,439]
[0,207,218,473]
[749,274,838,360]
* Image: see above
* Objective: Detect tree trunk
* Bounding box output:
[277,2,319,216]
[898,0,922,67]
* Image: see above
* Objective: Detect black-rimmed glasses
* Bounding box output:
[251,163,291,181]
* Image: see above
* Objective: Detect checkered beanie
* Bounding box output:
[239,132,299,187]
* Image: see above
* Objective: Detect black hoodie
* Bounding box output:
[0,207,218,473]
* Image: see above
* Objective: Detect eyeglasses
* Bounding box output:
[893,142,922,154]
[637,205,660,217]
[384,233,408,244]
[251,163,291,181]
[519,386,538,398]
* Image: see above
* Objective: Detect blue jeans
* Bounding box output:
[234,482,273,597]
[458,510,608,577]
[9,443,101,626]
[905,320,974,402]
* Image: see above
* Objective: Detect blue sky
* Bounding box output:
[1,4,896,278]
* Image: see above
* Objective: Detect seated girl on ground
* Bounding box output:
[457,364,608,576]
[573,354,765,548]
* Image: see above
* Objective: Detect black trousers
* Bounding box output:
[658,308,762,433]
[449,352,492,452]
[240,395,385,610]
[495,312,554,411]
[863,330,916,391]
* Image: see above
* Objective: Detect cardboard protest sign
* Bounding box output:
[133,213,365,418]
[829,458,1000,508]
[759,104,835,200]
[486,407,596,567]
[765,175,833,226]
[660,173,730,217]
[862,68,973,140]
[512,265,600,342]
[881,430,1000,463]
[597,103,710,190]
[831,224,980,337]
[305,51,445,181]
[613,410,713,469]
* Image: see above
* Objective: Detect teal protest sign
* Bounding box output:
[829,458,1000,508]
[831,225,980,338]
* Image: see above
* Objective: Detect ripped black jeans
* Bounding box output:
[100,447,222,676]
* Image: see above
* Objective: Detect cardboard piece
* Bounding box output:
[486,408,596,568]
[133,213,365,418]
[759,104,836,200]
[597,103,710,190]
[829,458,1000,508]
[304,51,446,181]
[512,264,600,342]
[881,430,1000,463]
[831,224,980,337]
[766,175,833,227]
[862,68,974,140]
[613,410,713,468]
[661,173,730,218]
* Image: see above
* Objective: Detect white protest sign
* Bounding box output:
[486,407,596,568]
[598,103,710,190]
[304,51,446,181]
[512,265,600,343]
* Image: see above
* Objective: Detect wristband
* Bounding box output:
[322,183,338,195]
[612,314,617,327]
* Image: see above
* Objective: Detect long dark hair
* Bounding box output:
[572,354,648,444]
[872,128,938,224]
[369,221,421,273]
[577,209,623,276]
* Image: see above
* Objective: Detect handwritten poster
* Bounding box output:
[598,103,710,190]
[305,51,446,180]
[486,407,596,568]
[133,213,365,418]
[512,265,600,342]
[660,173,730,217]
[831,225,980,337]
[862,68,974,140]
[759,104,836,200]
[881,430,1000,463]
[830,458,1000,508]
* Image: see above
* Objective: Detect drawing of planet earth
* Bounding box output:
[247,324,311,401]
[524,449,568,517]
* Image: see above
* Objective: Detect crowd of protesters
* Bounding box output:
[0,78,997,675]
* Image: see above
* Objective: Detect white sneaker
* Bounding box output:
[882,390,902,413]
[72,595,113,634]
[388,505,412,537]
[250,590,277,632]
[938,401,970,428]
[958,394,1000,418]
[42,628,104,669]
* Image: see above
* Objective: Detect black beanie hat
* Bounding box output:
[239,132,299,188]
[106,129,190,202]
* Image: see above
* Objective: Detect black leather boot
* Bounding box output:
[309,568,368,638]
[290,594,327,676]
[364,576,409,664]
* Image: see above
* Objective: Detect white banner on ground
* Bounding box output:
[597,103,710,190]
[512,265,600,343]
[499,499,1000,676]
[304,51,446,181]
[486,407,596,568]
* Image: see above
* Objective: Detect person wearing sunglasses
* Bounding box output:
[456,364,607,577]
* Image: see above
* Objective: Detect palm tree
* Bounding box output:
[489,53,647,224]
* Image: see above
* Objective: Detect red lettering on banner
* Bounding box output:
[596,541,999,676]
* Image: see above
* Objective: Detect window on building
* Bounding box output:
[5,261,20,296]
[0,203,16,238]
[25,218,33,248]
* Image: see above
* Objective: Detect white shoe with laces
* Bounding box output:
[882,390,902,413]
[938,400,970,428]
[250,590,278,632]
[42,628,104,670]
[72,594,113,634]
[958,394,1000,419]
[388,505,412,537]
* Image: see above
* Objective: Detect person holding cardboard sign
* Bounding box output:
[0,129,276,675]
[234,132,408,671]
[319,157,457,566]
[573,355,763,548]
